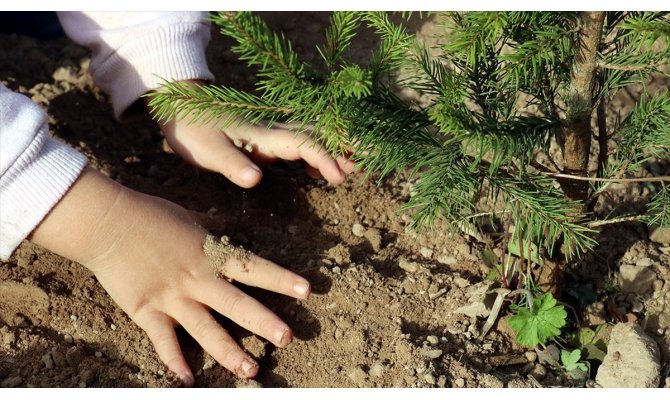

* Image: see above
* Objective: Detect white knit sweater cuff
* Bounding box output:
[94,23,214,119]
[0,130,88,260]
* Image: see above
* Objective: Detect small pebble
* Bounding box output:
[64,334,73,344]
[352,223,366,237]
[437,375,447,387]
[426,335,439,345]
[525,351,538,363]
[421,349,443,359]
[369,362,384,378]
[94,351,103,358]
[42,353,54,370]
[437,255,457,265]
[531,364,547,380]
[110,324,117,331]
[424,373,436,385]
[398,258,419,273]
[454,378,465,388]
[453,277,470,288]
[420,247,434,258]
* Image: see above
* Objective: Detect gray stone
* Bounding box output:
[398,258,419,273]
[583,302,607,326]
[42,353,53,370]
[420,247,434,258]
[595,323,661,388]
[437,254,457,265]
[421,349,443,359]
[619,264,656,294]
[454,281,493,318]
[649,226,670,245]
[352,223,366,238]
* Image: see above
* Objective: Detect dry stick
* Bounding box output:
[587,215,643,228]
[559,12,606,202]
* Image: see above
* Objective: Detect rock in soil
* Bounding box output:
[398,257,419,273]
[352,223,366,238]
[363,228,383,252]
[595,322,661,388]
[454,281,493,319]
[619,264,657,294]
[583,301,607,326]
[649,226,670,244]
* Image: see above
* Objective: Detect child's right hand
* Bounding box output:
[152,80,356,189]
[29,167,310,386]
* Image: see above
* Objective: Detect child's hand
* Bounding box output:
[29,167,310,386]
[154,81,355,188]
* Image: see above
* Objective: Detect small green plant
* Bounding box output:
[560,348,589,380]
[508,292,568,347]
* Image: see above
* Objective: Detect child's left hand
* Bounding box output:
[154,81,355,188]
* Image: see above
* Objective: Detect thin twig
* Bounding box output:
[587,215,644,228]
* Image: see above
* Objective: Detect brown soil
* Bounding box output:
[1,12,670,388]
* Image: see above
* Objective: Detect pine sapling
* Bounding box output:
[147,11,670,347]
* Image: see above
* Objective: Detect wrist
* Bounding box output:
[29,166,127,267]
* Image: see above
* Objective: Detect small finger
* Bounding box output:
[137,311,194,387]
[255,130,345,185]
[336,155,357,174]
[194,279,294,348]
[177,300,258,378]
[204,246,311,299]
[305,165,324,180]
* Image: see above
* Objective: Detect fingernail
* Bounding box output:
[241,166,261,182]
[275,327,291,347]
[179,373,194,387]
[240,359,257,376]
[293,281,310,297]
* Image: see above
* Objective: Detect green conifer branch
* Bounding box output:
[320,12,361,70]
[643,184,670,227]
[146,80,293,128]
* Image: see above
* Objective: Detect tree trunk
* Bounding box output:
[559,12,606,202]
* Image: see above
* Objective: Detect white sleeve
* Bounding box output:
[56,11,215,119]
[0,84,88,261]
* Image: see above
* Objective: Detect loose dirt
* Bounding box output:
[203,235,252,280]
[1,12,669,388]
